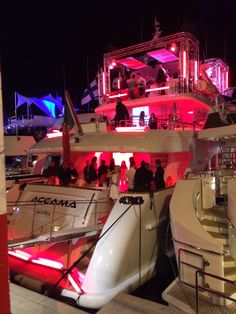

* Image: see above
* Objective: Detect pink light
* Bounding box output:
[145,86,170,92]
[109,93,128,99]
[46,132,62,138]
[117,79,120,89]
[194,61,198,83]
[183,50,186,79]
[226,71,229,89]
[170,43,177,52]
[111,61,116,67]
[109,65,114,70]
[188,111,194,114]
[117,57,147,69]
[31,258,64,270]
[68,274,81,293]
[8,250,32,261]
[115,126,148,133]
[218,66,221,87]
[102,72,106,95]
[147,48,179,63]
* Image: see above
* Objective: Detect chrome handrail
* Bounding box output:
[195,270,236,314]
[178,248,209,288]
[173,238,225,256]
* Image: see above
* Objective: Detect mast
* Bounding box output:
[0,60,11,313]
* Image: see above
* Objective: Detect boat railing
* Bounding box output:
[178,248,209,289]
[105,77,211,104]
[195,269,236,314]
[108,117,200,131]
[8,199,111,242]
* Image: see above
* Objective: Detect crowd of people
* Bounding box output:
[112,61,169,99]
[44,159,79,186]
[44,156,168,204]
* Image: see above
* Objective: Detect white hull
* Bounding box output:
[8,184,174,309]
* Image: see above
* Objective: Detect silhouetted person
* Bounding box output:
[114,98,130,126]
[139,111,145,126]
[57,161,78,186]
[154,159,166,189]
[89,156,98,183]
[45,159,57,185]
[83,160,90,183]
[148,113,158,129]
[134,160,153,192]
[156,61,167,95]
[98,160,108,186]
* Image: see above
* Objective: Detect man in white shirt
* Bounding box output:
[124,161,136,191]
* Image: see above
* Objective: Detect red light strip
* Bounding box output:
[68,274,81,293]
[102,72,106,95]
[183,50,186,79]
[108,93,128,99]
[31,258,64,270]
[46,132,63,138]
[8,250,32,261]
[145,86,170,92]
[194,61,198,83]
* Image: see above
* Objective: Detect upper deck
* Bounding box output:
[95,32,229,128]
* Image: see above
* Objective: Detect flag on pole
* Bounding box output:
[81,79,98,105]
[62,91,83,163]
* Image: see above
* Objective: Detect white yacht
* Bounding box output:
[7,30,232,310]
[162,92,236,312]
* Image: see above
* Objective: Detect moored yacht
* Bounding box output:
[7,30,228,309]
[162,88,236,313]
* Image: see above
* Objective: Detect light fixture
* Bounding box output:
[111,60,116,67]
[170,43,177,53]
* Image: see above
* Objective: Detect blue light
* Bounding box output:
[42,100,56,118]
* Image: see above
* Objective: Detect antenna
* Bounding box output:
[152,18,162,40]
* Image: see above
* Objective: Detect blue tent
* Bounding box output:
[15,92,63,118]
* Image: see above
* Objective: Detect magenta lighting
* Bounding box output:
[108,93,128,99]
[145,86,170,92]
[170,43,177,52]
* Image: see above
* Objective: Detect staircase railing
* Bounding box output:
[178,248,209,288]
[195,270,236,314]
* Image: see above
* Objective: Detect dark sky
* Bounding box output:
[1,0,236,115]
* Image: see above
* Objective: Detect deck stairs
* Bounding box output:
[201,203,236,302]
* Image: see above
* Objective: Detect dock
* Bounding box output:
[10,284,182,314]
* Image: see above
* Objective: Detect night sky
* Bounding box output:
[1,0,236,117]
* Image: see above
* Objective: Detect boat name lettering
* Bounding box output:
[36,210,50,216]
[31,196,76,208]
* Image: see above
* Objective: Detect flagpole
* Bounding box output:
[14,91,18,137]
[0,57,11,314]
[86,55,91,112]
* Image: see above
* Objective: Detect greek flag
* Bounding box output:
[81,79,98,105]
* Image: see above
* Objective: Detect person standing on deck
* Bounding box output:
[154,159,166,189]
[114,98,130,126]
